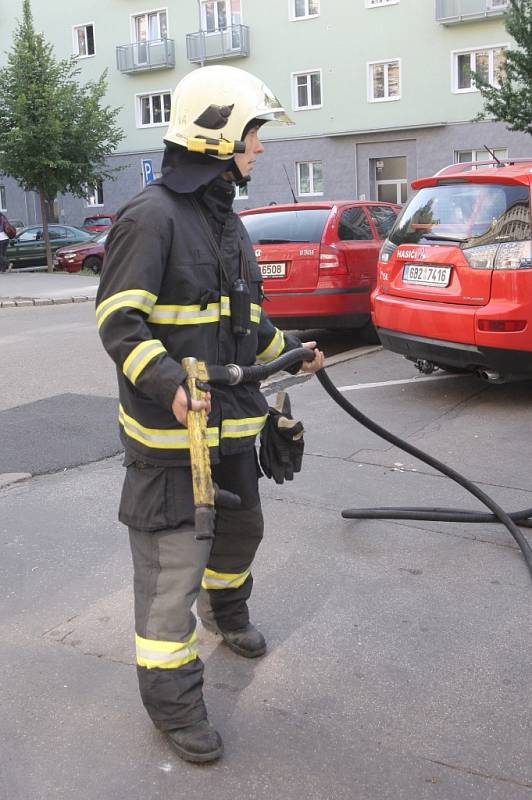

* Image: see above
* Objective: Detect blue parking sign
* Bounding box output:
[142,159,155,186]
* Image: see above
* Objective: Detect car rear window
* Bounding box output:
[83,216,113,226]
[390,183,530,248]
[241,209,330,244]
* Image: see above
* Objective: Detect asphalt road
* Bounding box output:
[1,299,531,799]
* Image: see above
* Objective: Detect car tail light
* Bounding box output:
[477,319,527,332]
[319,244,347,275]
[463,240,532,270]
[378,238,397,264]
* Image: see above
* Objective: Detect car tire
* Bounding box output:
[83,255,103,274]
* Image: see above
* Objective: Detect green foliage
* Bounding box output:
[474,0,532,135]
[0,0,124,198]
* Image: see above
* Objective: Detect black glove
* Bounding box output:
[259,392,304,484]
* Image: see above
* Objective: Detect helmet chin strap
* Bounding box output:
[227,157,251,189]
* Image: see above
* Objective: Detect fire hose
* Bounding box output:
[183,348,532,580]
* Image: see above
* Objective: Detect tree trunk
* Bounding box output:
[45,194,58,223]
[39,188,54,273]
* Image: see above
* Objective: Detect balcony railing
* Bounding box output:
[116,38,175,73]
[435,0,509,23]
[186,25,250,63]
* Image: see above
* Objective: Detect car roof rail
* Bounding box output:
[434,158,532,177]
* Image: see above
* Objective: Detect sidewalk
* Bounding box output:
[0,272,98,307]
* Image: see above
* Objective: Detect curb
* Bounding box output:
[0,296,94,308]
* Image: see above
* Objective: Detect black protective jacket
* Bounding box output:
[96,176,300,466]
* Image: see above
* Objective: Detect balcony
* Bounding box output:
[186,25,250,63]
[116,38,175,74]
[435,0,509,24]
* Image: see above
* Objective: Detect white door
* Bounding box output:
[133,10,168,64]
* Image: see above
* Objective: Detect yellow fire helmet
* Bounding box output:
[164,65,293,160]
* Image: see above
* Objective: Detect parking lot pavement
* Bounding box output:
[0,272,98,305]
[1,348,531,799]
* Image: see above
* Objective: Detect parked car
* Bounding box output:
[7,224,95,269]
[240,201,400,334]
[8,218,25,234]
[82,213,115,233]
[372,159,532,383]
[54,230,108,273]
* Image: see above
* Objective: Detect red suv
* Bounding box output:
[240,201,399,334]
[372,160,532,383]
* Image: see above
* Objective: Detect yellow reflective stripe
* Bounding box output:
[202,568,250,590]
[221,414,268,439]
[96,289,157,329]
[148,296,230,326]
[149,302,221,325]
[147,297,260,326]
[256,328,285,364]
[122,339,166,385]
[250,303,261,324]
[135,631,198,669]
[119,405,219,450]
[220,296,231,317]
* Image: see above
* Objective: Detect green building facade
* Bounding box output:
[0,0,529,225]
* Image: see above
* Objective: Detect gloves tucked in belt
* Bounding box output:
[259,391,304,484]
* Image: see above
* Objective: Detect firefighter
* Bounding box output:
[96,65,324,763]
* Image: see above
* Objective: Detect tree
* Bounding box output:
[0,0,124,271]
[474,0,532,136]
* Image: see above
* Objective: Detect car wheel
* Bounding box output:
[83,255,102,274]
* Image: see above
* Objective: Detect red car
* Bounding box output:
[372,159,532,382]
[54,230,108,273]
[82,213,116,233]
[240,201,399,335]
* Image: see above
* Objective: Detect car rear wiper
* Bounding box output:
[256,238,309,244]
[420,233,467,243]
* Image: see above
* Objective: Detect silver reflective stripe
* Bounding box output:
[119,405,219,449]
[202,569,250,590]
[221,415,267,439]
[123,340,166,384]
[136,643,197,665]
[96,289,157,329]
[256,328,285,364]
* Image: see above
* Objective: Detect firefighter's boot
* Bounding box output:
[202,620,266,658]
[166,720,223,763]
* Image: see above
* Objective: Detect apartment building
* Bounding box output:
[0,0,529,226]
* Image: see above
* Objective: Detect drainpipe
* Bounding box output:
[197,0,205,66]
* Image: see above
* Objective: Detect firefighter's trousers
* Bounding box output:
[126,450,263,731]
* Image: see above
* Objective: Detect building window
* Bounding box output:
[297,161,323,196]
[452,46,506,93]
[132,9,168,43]
[73,23,95,57]
[292,70,322,110]
[0,186,6,211]
[86,182,104,207]
[235,182,248,200]
[290,0,320,20]
[137,92,172,127]
[368,59,400,102]
[365,0,399,7]
[455,148,509,166]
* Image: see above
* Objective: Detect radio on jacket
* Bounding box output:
[230,278,251,337]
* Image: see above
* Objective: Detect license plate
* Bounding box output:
[403,264,451,287]
[260,262,286,279]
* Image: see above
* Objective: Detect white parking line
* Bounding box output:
[338,373,469,392]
